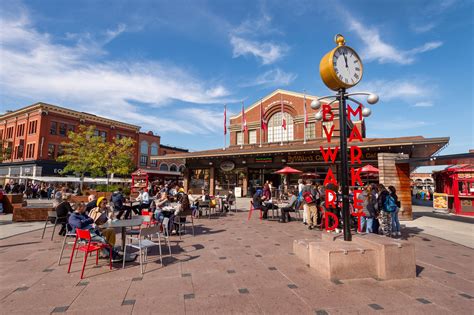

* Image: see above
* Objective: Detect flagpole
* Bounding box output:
[280,94,283,146]
[303,90,307,145]
[223,104,226,151]
[240,101,244,149]
[259,99,262,148]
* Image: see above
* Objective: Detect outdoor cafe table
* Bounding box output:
[102,217,144,250]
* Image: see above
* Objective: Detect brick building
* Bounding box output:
[0,102,187,182]
[153,89,449,220]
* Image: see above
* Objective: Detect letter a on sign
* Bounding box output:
[324,169,338,186]
[349,124,363,142]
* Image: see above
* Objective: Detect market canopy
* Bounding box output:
[274,166,303,174]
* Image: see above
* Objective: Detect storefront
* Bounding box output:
[131,168,183,193]
[433,165,474,216]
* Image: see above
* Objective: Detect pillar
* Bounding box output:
[209,167,215,196]
[183,168,189,192]
[378,153,412,220]
[242,167,248,197]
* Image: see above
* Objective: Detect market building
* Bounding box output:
[152,89,450,220]
[0,102,187,183]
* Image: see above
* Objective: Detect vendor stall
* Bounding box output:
[131,168,182,194]
[433,164,474,216]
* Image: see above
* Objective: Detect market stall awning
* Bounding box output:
[274,166,302,174]
[357,164,380,173]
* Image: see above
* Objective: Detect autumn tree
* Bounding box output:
[58,125,103,193]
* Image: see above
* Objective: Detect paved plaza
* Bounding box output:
[0,201,473,314]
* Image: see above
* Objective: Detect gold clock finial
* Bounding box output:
[335,34,345,46]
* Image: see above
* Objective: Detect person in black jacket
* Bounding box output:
[388,186,401,237]
[85,195,97,214]
[56,194,74,236]
[252,189,268,219]
[377,184,391,236]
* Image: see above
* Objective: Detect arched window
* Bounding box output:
[150,143,159,156]
[140,141,149,155]
[160,163,169,171]
[178,165,185,172]
[170,164,178,172]
[267,112,294,143]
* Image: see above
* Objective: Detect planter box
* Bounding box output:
[13,207,55,222]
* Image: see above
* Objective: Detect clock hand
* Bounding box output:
[343,53,348,68]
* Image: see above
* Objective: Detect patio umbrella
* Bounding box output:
[356,164,379,183]
[274,166,303,174]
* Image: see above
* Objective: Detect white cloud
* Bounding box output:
[241,68,297,87]
[412,23,436,34]
[413,101,434,107]
[347,17,443,65]
[358,79,434,102]
[0,10,231,135]
[230,35,288,65]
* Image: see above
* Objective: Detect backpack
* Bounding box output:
[384,195,398,212]
[302,191,315,204]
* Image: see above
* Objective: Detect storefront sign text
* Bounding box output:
[255,157,272,163]
[220,161,235,172]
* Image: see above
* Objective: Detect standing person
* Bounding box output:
[262,183,278,215]
[302,180,318,230]
[297,179,305,224]
[377,184,391,236]
[360,185,377,233]
[387,186,401,237]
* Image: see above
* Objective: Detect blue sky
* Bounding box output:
[1,0,472,154]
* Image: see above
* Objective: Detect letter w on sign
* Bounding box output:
[320,146,339,163]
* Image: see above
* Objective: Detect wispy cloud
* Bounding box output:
[241,68,296,87]
[412,23,436,34]
[346,16,443,65]
[358,79,435,103]
[413,101,434,107]
[229,12,288,65]
[0,8,231,134]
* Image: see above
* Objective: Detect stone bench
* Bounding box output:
[13,207,55,222]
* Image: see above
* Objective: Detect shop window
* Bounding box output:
[179,165,185,172]
[236,131,243,145]
[150,143,159,156]
[59,123,67,137]
[170,164,178,172]
[190,169,210,191]
[307,123,316,140]
[268,112,294,143]
[50,121,57,135]
[47,144,56,159]
[160,163,169,171]
[140,141,149,154]
[249,130,257,144]
[67,124,75,134]
[28,120,38,134]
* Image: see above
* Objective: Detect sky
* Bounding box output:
[0,0,473,154]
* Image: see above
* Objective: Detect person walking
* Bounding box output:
[297,179,306,224]
[360,185,377,233]
[302,180,318,230]
[388,186,401,237]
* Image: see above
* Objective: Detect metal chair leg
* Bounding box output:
[191,216,195,236]
[58,234,68,265]
[157,233,163,266]
[41,219,48,239]
[51,218,58,241]
[122,245,127,269]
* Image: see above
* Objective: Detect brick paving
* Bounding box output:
[0,206,473,314]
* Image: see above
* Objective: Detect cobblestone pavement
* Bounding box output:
[0,204,473,314]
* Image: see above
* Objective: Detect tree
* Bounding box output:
[0,140,12,163]
[58,125,104,193]
[96,136,136,192]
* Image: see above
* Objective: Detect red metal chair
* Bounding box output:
[247,201,263,221]
[141,210,157,227]
[67,229,112,279]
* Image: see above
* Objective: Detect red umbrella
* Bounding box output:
[357,164,379,173]
[274,166,303,174]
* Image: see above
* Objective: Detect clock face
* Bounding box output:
[333,47,363,86]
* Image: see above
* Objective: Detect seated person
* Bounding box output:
[223,190,235,212]
[85,194,97,214]
[68,202,122,261]
[136,188,150,212]
[279,190,298,223]
[56,193,74,236]
[187,190,199,217]
[262,183,278,211]
[252,189,268,219]
[89,197,116,247]
[153,192,170,222]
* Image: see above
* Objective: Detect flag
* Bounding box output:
[281,95,286,130]
[224,105,227,135]
[304,94,308,128]
[241,102,248,132]
[260,100,267,130]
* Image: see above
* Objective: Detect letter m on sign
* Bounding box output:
[347,105,362,121]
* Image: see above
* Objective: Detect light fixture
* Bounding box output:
[209,162,213,166]
[367,93,379,105]
[242,160,246,164]
[362,107,371,117]
[315,111,323,121]
[310,99,321,110]
[281,159,286,163]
